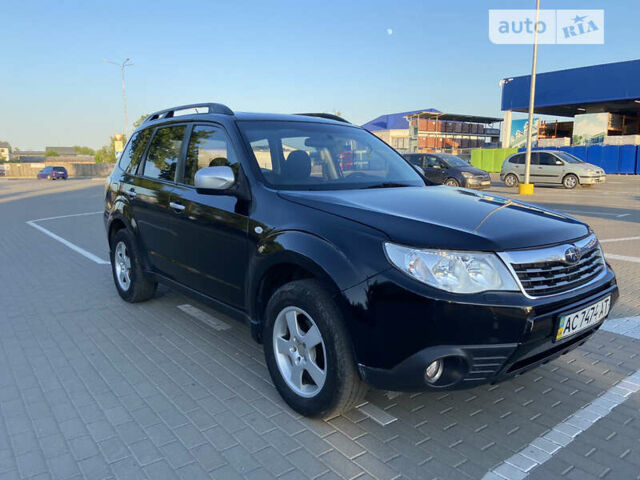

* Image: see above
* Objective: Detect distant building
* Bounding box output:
[45,146,77,155]
[0,141,10,161]
[362,109,501,153]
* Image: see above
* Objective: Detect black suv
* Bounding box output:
[104,103,618,417]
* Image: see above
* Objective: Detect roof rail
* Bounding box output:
[144,103,233,123]
[296,113,350,124]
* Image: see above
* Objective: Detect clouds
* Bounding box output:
[386,28,393,35]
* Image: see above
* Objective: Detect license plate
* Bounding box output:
[481,181,490,185]
[555,296,610,341]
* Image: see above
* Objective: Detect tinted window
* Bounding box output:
[183,125,236,185]
[424,155,442,168]
[119,129,152,174]
[405,155,423,167]
[53,167,66,172]
[509,154,524,164]
[143,126,186,181]
[538,152,558,166]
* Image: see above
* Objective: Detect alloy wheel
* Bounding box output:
[114,241,132,291]
[272,306,327,398]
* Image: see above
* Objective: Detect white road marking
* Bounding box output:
[616,213,631,218]
[601,316,640,340]
[600,236,640,243]
[561,209,618,217]
[605,253,640,264]
[28,210,103,223]
[26,212,110,265]
[357,402,398,426]
[484,369,640,479]
[177,304,231,331]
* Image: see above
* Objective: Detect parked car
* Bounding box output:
[403,152,491,189]
[104,103,618,418]
[37,166,68,180]
[501,150,605,189]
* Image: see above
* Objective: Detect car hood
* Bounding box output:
[278,186,589,251]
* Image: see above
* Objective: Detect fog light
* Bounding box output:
[425,359,443,383]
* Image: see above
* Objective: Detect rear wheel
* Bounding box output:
[444,178,460,187]
[110,229,157,303]
[563,174,579,189]
[504,173,519,188]
[263,279,367,418]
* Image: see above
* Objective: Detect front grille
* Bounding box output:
[506,236,605,297]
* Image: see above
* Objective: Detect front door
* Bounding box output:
[167,123,249,308]
[423,154,446,184]
[534,152,565,184]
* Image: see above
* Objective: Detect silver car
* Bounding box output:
[501,150,606,189]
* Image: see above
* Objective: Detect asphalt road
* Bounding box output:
[0,176,639,480]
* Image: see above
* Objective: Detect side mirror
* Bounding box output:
[555,160,563,165]
[194,166,235,193]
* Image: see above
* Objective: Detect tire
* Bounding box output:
[263,279,367,418]
[504,173,519,188]
[563,174,579,189]
[444,178,460,187]
[109,229,157,303]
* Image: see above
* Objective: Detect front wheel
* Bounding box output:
[110,229,157,303]
[503,173,519,188]
[444,178,460,187]
[263,280,367,418]
[563,174,579,189]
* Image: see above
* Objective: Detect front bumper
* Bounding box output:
[462,176,492,189]
[344,266,618,391]
[580,175,606,185]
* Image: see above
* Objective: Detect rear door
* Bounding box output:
[130,124,187,279]
[168,123,249,308]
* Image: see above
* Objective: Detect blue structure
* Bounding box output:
[504,59,640,173]
[501,59,640,117]
[361,109,441,131]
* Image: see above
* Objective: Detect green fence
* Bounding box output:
[470,148,517,173]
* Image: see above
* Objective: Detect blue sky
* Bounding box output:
[1,0,637,150]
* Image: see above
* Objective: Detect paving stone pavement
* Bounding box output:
[0,177,638,479]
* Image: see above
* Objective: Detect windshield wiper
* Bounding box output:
[362,182,413,189]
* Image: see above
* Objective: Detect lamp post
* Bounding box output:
[520,0,540,195]
[103,58,134,138]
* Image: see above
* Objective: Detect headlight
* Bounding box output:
[586,168,594,174]
[460,171,474,178]
[384,243,519,293]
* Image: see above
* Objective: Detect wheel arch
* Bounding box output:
[248,230,364,343]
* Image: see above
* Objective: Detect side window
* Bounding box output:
[143,125,186,181]
[183,125,236,185]
[538,153,557,166]
[119,129,152,174]
[407,155,421,167]
[530,153,540,166]
[424,156,440,168]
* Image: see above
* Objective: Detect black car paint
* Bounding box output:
[105,111,618,391]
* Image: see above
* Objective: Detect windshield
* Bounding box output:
[238,120,424,190]
[555,152,583,164]
[437,154,470,168]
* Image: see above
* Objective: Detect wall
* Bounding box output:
[5,162,115,178]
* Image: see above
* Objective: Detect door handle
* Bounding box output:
[126,188,136,198]
[169,201,185,212]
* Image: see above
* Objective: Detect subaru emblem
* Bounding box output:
[564,246,581,264]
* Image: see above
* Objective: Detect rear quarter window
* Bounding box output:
[119,128,153,174]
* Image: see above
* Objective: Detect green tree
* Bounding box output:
[73,145,95,155]
[133,114,148,129]
[44,148,60,157]
[94,145,114,164]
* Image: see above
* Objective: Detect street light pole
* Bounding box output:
[520,0,540,195]
[103,58,134,138]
